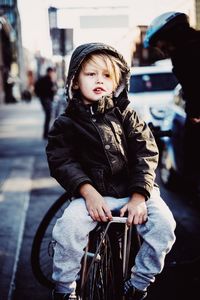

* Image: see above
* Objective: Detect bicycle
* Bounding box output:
[31,192,141,300]
[31,127,173,299]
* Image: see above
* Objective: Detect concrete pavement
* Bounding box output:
[0,99,64,300]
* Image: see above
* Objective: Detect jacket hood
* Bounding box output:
[66,42,130,102]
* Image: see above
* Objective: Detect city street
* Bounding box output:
[0,99,64,300]
[0,99,200,300]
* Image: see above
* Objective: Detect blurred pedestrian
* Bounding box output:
[35,67,57,139]
[144,11,200,204]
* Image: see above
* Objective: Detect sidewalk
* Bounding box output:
[0,99,62,300]
[0,99,44,136]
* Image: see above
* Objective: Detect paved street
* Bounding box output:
[0,99,200,300]
[0,99,64,300]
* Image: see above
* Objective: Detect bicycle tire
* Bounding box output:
[31,192,70,288]
[81,224,123,300]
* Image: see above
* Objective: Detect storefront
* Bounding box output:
[0,16,15,103]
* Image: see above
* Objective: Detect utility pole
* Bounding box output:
[48,7,73,85]
[60,29,66,84]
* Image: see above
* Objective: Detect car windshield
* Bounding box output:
[129,73,178,93]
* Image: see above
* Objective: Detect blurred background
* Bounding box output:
[1,1,200,300]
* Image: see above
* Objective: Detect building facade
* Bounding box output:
[0,0,23,103]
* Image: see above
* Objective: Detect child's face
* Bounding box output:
[74,57,115,105]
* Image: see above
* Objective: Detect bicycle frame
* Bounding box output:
[79,217,140,300]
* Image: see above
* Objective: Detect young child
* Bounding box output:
[46,42,176,300]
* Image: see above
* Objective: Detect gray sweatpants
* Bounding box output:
[52,187,176,294]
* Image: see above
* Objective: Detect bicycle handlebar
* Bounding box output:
[110,217,127,224]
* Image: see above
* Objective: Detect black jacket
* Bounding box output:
[46,43,159,199]
[171,27,200,117]
[35,75,56,99]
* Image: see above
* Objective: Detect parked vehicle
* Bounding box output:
[128,60,178,153]
[159,84,186,188]
[128,60,178,130]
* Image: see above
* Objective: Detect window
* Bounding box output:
[129,73,178,93]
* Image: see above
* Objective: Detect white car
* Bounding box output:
[128,60,178,132]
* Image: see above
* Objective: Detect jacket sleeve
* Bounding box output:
[46,115,92,197]
[123,108,159,199]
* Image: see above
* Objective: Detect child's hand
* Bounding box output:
[79,183,112,222]
[120,193,147,226]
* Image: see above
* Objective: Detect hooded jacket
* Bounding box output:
[46,43,159,199]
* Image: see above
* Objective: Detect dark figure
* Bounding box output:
[35,67,57,139]
[144,11,200,204]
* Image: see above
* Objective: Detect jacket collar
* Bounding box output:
[66,93,130,117]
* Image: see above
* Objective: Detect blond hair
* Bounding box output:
[74,52,126,90]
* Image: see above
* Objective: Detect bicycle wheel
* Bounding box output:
[31,192,70,288]
[81,224,123,300]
